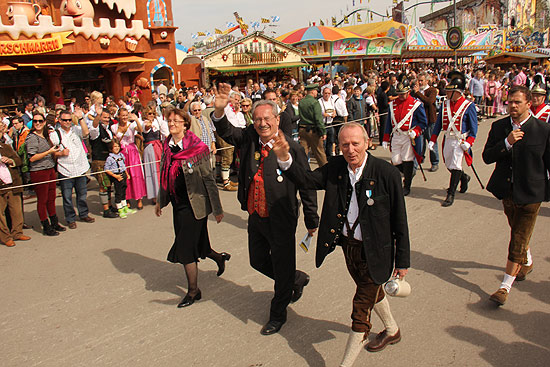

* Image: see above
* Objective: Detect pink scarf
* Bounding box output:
[161,131,210,197]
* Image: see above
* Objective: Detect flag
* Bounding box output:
[226,22,236,28]
[357,13,362,22]
[332,17,337,26]
[215,28,223,34]
[344,16,349,24]
[261,18,270,23]
[197,31,206,36]
[251,21,260,28]
[370,12,374,21]
[271,16,280,22]
[352,0,355,6]
[320,19,325,26]
[191,34,198,39]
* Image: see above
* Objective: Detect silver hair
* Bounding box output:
[338,122,369,143]
[190,101,202,111]
[251,99,278,119]
[229,90,241,100]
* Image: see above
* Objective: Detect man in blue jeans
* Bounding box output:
[49,110,95,229]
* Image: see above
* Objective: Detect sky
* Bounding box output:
[172,0,448,47]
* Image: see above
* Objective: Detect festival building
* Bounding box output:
[0,0,186,108]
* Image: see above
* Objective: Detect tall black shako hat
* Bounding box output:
[445,71,466,92]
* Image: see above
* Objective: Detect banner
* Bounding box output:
[332,39,368,56]
[366,38,398,55]
[0,32,74,56]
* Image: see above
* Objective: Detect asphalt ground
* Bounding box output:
[1,116,549,366]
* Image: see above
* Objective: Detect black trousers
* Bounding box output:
[248,213,296,323]
[112,173,127,204]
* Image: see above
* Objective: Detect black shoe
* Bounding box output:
[216,252,231,277]
[103,210,118,218]
[109,206,118,213]
[177,290,202,308]
[459,173,470,193]
[49,215,66,232]
[403,187,410,196]
[41,220,59,236]
[291,271,310,303]
[441,192,455,207]
[260,320,284,335]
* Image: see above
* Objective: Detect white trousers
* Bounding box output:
[443,136,465,171]
[391,133,414,165]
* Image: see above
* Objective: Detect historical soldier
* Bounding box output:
[530,83,550,123]
[382,79,428,195]
[273,123,410,366]
[429,71,478,206]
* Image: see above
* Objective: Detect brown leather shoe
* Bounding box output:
[68,222,77,229]
[223,182,238,191]
[14,235,31,241]
[229,180,239,187]
[4,239,15,247]
[489,288,508,306]
[516,264,533,281]
[80,216,95,223]
[366,329,401,352]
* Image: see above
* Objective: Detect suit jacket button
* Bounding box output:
[324,243,329,247]
[330,229,335,233]
[337,214,342,218]
[507,178,511,182]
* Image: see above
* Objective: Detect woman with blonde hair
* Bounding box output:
[142,105,164,203]
[111,108,147,209]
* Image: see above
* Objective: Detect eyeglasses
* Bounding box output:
[60,118,72,122]
[167,119,185,125]
[253,116,275,124]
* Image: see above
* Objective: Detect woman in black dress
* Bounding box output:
[155,109,230,308]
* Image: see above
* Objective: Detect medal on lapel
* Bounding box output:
[366,189,374,206]
[187,162,194,174]
[276,168,283,183]
[254,151,261,161]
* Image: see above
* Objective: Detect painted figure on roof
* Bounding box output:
[60,0,95,26]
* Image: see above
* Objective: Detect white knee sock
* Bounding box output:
[340,330,366,367]
[500,274,515,292]
[373,297,399,335]
[221,169,229,181]
[526,249,533,266]
[121,200,127,207]
[116,202,122,209]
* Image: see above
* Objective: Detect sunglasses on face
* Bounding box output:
[60,118,72,122]
[33,119,45,123]
[192,109,202,112]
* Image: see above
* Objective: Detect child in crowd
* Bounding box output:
[104,140,136,219]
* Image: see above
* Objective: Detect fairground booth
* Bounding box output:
[0,0,186,110]
[184,31,306,89]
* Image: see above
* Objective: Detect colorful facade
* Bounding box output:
[0,0,183,108]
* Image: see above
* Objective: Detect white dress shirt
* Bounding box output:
[342,155,368,241]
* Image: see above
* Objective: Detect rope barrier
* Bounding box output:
[3,105,506,192]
